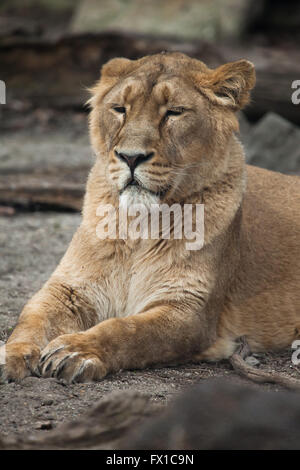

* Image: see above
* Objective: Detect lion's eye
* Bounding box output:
[165,109,184,118]
[113,106,126,114]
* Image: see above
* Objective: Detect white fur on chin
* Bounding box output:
[119,186,159,211]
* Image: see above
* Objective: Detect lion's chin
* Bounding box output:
[119,185,160,210]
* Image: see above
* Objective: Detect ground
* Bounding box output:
[0,211,299,440]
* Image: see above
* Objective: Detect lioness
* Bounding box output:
[3,52,300,383]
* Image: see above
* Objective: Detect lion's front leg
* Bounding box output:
[3,278,98,382]
[39,305,205,383]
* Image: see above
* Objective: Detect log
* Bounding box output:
[0,132,91,211]
[1,32,299,123]
[0,32,222,110]
[0,170,86,211]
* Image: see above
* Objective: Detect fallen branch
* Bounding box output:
[229,336,300,391]
[0,390,157,450]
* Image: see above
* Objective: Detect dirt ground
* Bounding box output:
[0,212,300,441]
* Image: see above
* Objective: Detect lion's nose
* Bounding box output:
[114,149,154,173]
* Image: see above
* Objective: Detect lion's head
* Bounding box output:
[88,52,255,207]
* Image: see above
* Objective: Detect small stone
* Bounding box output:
[42,399,53,406]
[35,421,53,430]
[245,355,260,367]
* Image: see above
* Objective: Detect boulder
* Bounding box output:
[244,112,300,174]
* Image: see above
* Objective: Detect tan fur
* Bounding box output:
[4,52,300,383]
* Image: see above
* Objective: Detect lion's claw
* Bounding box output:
[39,334,106,383]
[39,346,65,366]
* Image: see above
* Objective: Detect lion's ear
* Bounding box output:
[199,60,256,110]
[86,57,135,107]
[100,57,135,80]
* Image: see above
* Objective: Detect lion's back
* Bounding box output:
[244,165,300,258]
[226,165,300,350]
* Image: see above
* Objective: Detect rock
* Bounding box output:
[42,399,54,406]
[244,112,300,174]
[123,379,300,449]
[71,0,256,41]
[34,421,53,430]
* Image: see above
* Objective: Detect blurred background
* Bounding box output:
[0,0,299,212]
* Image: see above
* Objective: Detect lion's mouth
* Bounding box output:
[121,178,168,198]
[127,178,139,188]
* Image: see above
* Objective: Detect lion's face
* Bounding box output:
[89,53,255,206]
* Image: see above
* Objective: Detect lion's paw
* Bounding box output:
[39,334,106,383]
[0,342,41,383]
